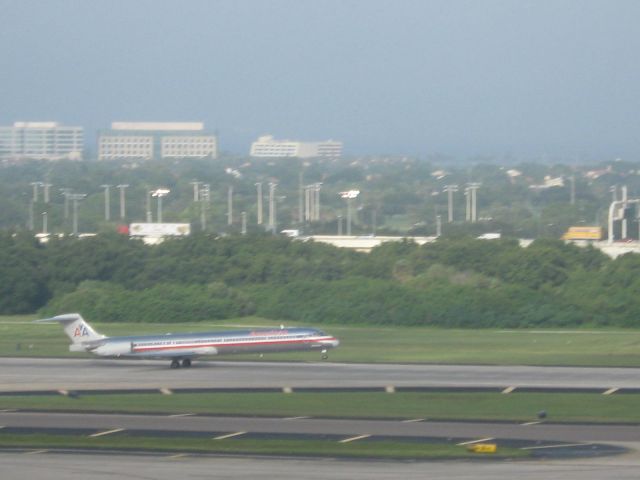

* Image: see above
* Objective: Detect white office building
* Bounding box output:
[250,135,342,158]
[98,122,217,160]
[0,122,83,162]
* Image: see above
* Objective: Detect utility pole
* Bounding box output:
[268,182,277,233]
[101,184,111,221]
[116,184,129,220]
[256,182,263,225]
[444,185,458,223]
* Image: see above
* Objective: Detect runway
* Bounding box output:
[2,357,640,392]
[2,450,640,480]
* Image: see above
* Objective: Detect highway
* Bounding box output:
[2,357,640,392]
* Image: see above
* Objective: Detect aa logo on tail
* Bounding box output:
[73,326,90,337]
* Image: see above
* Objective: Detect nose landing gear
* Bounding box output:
[321,349,328,360]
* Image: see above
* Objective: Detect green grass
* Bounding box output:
[0,432,526,459]
[3,315,640,366]
[2,391,640,424]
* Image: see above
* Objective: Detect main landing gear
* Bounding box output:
[170,359,192,369]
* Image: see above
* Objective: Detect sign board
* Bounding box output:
[129,223,191,237]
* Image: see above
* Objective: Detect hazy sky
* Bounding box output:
[2,0,640,158]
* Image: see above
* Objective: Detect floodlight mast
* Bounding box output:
[116,184,129,220]
[444,185,458,223]
[340,190,360,236]
[151,188,170,223]
[255,182,263,225]
[100,185,111,221]
[268,182,277,233]
[68,193,86,235]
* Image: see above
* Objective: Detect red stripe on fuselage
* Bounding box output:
[131,336,336,353]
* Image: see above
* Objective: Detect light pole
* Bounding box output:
[190,181,202,202]
[116,184,129,220]
[298,170,304,224]
[436,215,442,237]
[569,175,576,205]
[101,184,111,221]
[42,183,52,204]
[314,183,322,221]
[68,193,86,236]
[340,190,360,236]
[200,185,209,231]
[60,188,72,219]
[466,183,480,223]
[30,182,43,202]
[268,182,277,233]
[444,185,458,223]
[151,188,170,223]
[256,182,263,225]
[146,190,152,223]
[305,185,312,222]
[227,185,233,226]
[241,211,247,235]
[41,211,48,234]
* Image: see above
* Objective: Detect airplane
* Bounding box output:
[37,313,340,368]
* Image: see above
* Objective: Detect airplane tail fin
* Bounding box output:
[35,313,106,344]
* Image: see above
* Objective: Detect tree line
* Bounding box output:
[1,232,639,327]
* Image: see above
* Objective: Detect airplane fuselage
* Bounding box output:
[84,327,339,359]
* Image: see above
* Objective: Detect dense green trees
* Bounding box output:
[0,233,638,327]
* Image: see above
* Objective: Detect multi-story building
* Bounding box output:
[98,122,217,161]
[250,135,342,158]
[0,122,83,162]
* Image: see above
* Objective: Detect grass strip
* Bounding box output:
[2,391,640,424]
[0,432,527,459]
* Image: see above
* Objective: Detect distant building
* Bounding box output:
[98,122,217,161]
[0,122,83,162]
[250,135,342,158]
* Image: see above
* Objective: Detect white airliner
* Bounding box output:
[38,313,340,368]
